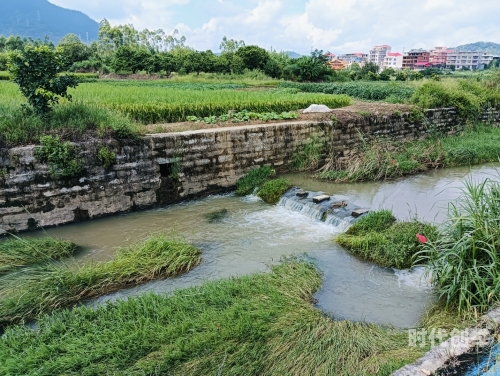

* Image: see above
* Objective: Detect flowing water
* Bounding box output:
[23,163,500,329]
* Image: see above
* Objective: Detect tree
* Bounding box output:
[360,62,379,78]
[58,34,90,68]
[235,45,269,71]
[8,45,78,114]
[111,45,136,73]
[219,36,245,54]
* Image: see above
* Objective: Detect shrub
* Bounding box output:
[257,178,293,204]
[35,135,83,177]
[337,211,438,269]
[7,46,78,114]
[235,165,275,196]
[417,178,500,315]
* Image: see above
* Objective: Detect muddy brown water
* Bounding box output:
[23,163,500,329]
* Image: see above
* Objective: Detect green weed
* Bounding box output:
[290,136,325,171]
[97,145,116,168]
[235,165,275,196]
[257,178,292,204]
[204,209,229,223]
[35,135,83,178]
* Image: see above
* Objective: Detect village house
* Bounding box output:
[429,46,453,68]
[446,51,495,70]
[382,52,403,70]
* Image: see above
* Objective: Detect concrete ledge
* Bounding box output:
[393,307,500,376]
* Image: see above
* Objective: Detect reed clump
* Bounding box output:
[0,237,77,274]
[0,259,429,376]
[0,234,201,324]
[417,178,500,315]
[337,210,438,269]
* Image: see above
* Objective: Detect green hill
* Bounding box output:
[452,42,500,55]
[0,0,99,44]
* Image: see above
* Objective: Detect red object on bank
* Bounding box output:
[416,234,427,243]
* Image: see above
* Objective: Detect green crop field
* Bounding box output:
[0,80,352,124]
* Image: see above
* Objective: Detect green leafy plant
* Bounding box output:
[97,145,116,168]
[35,135,83,177]
[257,178,293,204]
[7,45,78,114]
[235,165,275,196]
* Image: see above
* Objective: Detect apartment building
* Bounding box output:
[446,51,494,70]
[382,52,403,70]
[369,45,391,68]
[429,47,453,67]
[402,49,430,70]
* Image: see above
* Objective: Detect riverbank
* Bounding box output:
[0,259,470,376]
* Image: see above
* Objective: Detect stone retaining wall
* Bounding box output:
[0,105,499,234]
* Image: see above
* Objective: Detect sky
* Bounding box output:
[48,0,500,55]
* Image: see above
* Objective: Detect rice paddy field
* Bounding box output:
[0,80,352,124]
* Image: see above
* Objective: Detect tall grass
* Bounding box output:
[0,259,429,375]
[0,234,201,324]
[417,178,500,315]
[319,124,500,182]
[0,237,77,274]
[337,210,438,269]
[0,100,140,146]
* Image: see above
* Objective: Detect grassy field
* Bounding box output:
[0,259,470,376]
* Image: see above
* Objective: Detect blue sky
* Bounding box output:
[49,0,500,54]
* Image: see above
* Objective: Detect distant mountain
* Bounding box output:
[0,0,99,44]
[452,42,500,55]
[285,51,302,58]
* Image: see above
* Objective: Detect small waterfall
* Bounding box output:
[279,196,326,222]
[278,188,364,232]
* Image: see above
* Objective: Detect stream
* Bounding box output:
[25,163,500,329]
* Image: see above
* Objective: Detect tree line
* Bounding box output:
[0,19,464,82]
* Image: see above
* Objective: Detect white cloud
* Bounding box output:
[48,0,500,54]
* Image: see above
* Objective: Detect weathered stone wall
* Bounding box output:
[0,106,499,234]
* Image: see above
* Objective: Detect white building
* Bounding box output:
[369,45,391,68]
[446,52,495,70]
[382,52,403,70]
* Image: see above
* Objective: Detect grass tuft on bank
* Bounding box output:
[319,124,500,182]
[0,259,429,376]
[0,234,201,324]
[235,165,275,196]
[337,210,438,269]
[0,237,77,274]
